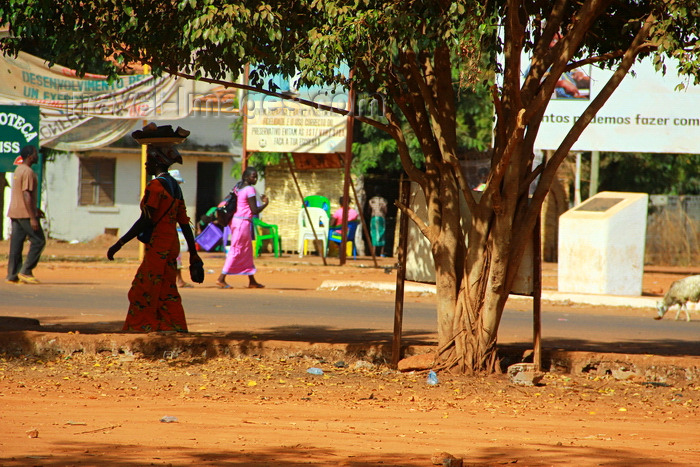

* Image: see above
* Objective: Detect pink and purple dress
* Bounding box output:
[221,185,257,276]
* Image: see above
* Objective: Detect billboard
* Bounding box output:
[0,105,40,172]
[0,51,221,151]
[245,73,349,154]
[534,57,700,154]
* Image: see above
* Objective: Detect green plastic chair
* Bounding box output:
[303,195,331,219]
[253,218,280,257]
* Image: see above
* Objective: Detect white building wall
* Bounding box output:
[43,151,137,242]
[3,114,240,241]
[40,151,235,242]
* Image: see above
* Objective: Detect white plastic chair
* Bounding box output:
[297,207,329,257]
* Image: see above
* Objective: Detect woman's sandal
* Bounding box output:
[216,282,232,289]
[248,283,265,289]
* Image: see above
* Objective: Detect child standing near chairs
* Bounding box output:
[331,196,358,228]
[328,196,359,257]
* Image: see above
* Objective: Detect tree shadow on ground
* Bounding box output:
[0,318,435,345]
[2,316,699,361]
[500,337,700,357]
[0,322,436,362]
[0,441,677,466]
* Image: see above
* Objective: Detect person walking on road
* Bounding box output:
[216,167,268,289]
[6,146,46,285]
[106,123,203,333]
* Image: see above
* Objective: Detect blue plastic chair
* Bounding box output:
[329,221,359,259]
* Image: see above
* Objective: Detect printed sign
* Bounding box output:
[0,51,221,151]
[245,72,349,154]
[0,105,40,172]
[534,57,700,153]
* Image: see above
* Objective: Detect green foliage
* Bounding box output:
[3,0,700,372]
[599,153,700,195]
[0,1,494,91]
[246,152,286,177]
[352,82,493,175]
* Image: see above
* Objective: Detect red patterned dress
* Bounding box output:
[123,178,190,332]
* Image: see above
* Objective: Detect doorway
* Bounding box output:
[196,161,223,223]
[363,175,400,257]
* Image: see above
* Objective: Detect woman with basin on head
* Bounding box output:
[216,166,269,289]
[106,123,203,333]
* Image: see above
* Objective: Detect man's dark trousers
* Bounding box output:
[7,218,46,281]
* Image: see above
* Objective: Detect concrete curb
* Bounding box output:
[318,280,660,309]
[318,280,436,294]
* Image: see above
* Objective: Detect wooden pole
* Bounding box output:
[339,80,356,266]
[533,214,542,372]
[139,138,147,262]
[350,181,378,267]
[574,152,582,206]
[339,153,351,265]
[138,65,150,262]
[241,64,250,173]
[286,154,327,266]
[589,150,600,197]
[392,176,411,368]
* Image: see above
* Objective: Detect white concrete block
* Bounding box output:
[558,191,648,296]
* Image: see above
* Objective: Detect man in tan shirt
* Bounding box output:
[6,146,45,284]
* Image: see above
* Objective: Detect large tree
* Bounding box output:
[3,0,699,372]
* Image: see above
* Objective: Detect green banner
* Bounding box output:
[0,105,40,172]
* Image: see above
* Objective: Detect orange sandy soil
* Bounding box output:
[1,237,699,466]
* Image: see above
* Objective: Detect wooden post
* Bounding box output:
[392,177,411,368]
[339,152,351,265]
[241,64,250,173]
[138,141,147,261]
[350,181,378,267]
[339,80,355,266]
[138,65,151,262]
[286,154,327,266]
[533,214,542,372]
[589,150,600,197]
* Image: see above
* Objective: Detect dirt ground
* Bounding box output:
[1,238,700,466]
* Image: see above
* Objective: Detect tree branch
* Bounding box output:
[395,200,438,244]
[518,161,545,197]
[508,10,658,293]
[384,106,427,189]
[521,0,570,104]
[403,46,475,217]
[487,108,527,212]
[565,50,626,70]
[502,0,526,114]
[522,0,614,125]
[167,67,385,125]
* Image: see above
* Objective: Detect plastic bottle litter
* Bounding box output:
[426,370,439,386]
[160,416,179,423]
[307,367,324,375]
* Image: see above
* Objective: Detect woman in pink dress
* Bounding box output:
[216,167,269,288]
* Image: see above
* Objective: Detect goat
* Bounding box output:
[654,275,700,322]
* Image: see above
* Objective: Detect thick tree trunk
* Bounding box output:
[431,167,466,368]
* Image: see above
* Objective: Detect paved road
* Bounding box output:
[1,280,698,356]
